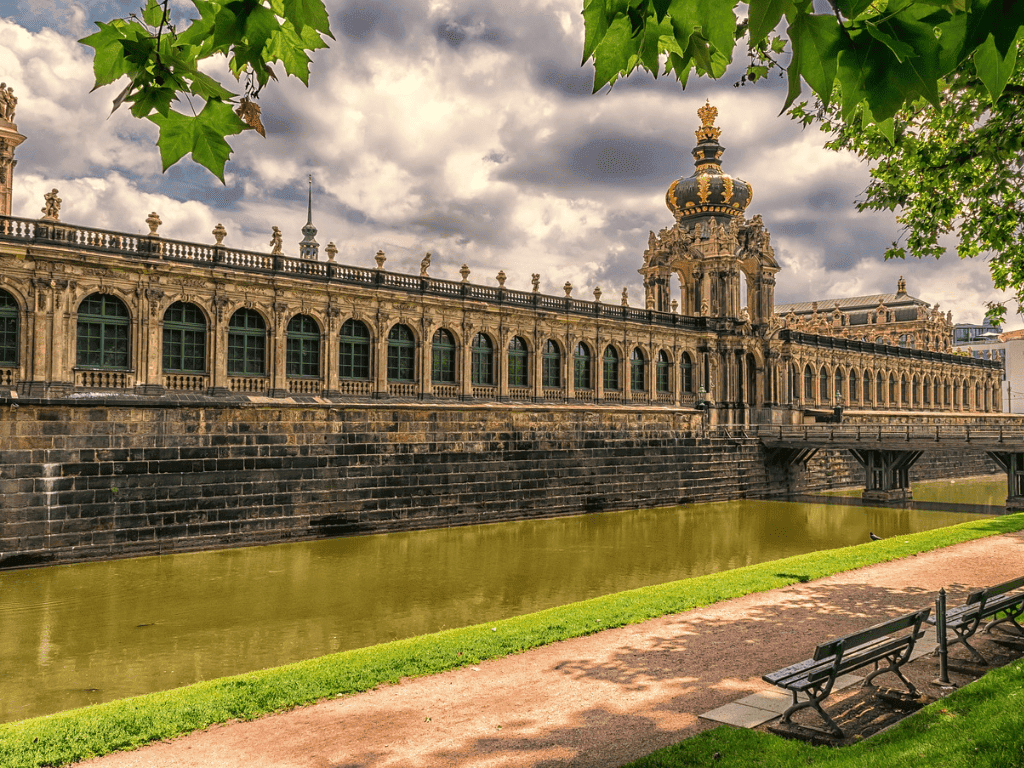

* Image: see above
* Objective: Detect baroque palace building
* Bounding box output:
[0,98,1003,421]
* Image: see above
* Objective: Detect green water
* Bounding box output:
[0,483,998,724]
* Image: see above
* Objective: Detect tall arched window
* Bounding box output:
[603,345,620,391]
[573,341,592,390]
[656,350,671,393]
[77,293,131,370]
[227,308,266,375]
[889,374,898,404]
[471,332,494,386]
[387,324,415,382]
[681,352,694,393]
[630,347,647,392]
[804,364,814,400]
[819,365,830,403]
[286,314,321,378]
[835,367,845,403]
[339,319,371,380]
[542,340,561,388]
[877,372,884,404]
[162,301,206,373]
[863,369,872,404]
[901,374,910,405]
[508,336,528,388]
[431,328,456,384]
[0,289,19,366]
[849,368,858,403]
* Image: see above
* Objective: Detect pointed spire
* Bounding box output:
[299,173,319,260]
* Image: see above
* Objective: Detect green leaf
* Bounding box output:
[747,0,794,44]
[191,99,248,180]
[582,0,611,63]
[864,22,918,63]
[142,0,165,28]
[265,22,315,84]
[185,70,237,101]
[128,86,176,118]
[120,35,156,69]
[785,13,844,110]
[974,31,1020,102]
[282,0,333,37]
[150,109,195,171]
[592,14,641,89]
[79,21,131,89]
[243,4,283,56]
[836,0,876,18]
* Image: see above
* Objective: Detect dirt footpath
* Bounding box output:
[81,531,1024,768]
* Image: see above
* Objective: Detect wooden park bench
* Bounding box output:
[929,576,1024,665]
[762,608,930,737]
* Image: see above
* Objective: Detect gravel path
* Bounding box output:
[80,530,1024,768]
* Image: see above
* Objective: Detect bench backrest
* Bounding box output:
[813,608,930,662]
[966,575,1024,606]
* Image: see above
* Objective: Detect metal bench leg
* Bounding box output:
[983,605,1024,636]
[779,686,843,737]
[863,657,918,696]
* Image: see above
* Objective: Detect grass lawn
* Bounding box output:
[1,513,1022,768]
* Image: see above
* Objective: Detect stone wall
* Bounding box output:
[0,398,1003,569]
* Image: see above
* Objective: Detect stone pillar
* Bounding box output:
[324,309,339,397]
[209,305,230,396]
[0,114,26,217]
[269,306,288,398]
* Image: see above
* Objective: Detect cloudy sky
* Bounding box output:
[0,0,1011,327]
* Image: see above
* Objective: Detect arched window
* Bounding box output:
[835,367,845,403]
[804,364,814,400]
[286,314,321,378]
[227,308,266,375]
[387,324,415,382]
[603,345,620,391]
[77,293,130,370]
[863,369,872,404]
[962,380,969,408]
[901,374,909,405]
[630,347,647,392]
[542,339,561,388]
[656,350,671,393]
[0,289,19,366]
[471,332,494,386]
[877,372,884,404]
[162,301,206,373]
[849,368,858,403]
[508,336,528,388]
[573,342,592,390]
[819,365,830,402]
[339,319,371,380]
[912,375,920,406]
[889,374,897,404]
[681,352,694,393]
[431,328,456,384]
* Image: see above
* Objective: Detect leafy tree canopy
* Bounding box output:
[583,0,1024,317]
[80,0,333,181]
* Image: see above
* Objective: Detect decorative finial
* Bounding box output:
[420,252,431,277]
[270,226,283,255]
[897,275,907,295]
[299,175,318,259]
[145,211,162,236]
[374,249,386,269]
[671,299,678,313]
[531,273,540,292]
[41,188,61,221]
[460,264,471,283]
[563,281,572,297]
[594,286,602,302]
[695,100,721,142]
[212,222,227,244]
[325,241,338,262]
[496,270,506,287]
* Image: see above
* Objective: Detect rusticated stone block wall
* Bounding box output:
[0,401,772,568]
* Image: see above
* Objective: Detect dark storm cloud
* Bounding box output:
[407,192,518,250]
[337,0,407,43]
[496,133,686,191]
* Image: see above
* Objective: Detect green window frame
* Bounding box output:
[819,365,829,403]
[387,324,415,382]
[508,336,528,388]
[339,319,371,380]
[0,289,18,366]
[573,342,592,390]
[162,301,206,373]
[849,368,859,403]
[76,293,130,370]
[630,347,646,392]
[602,345,619,391]
[431,328,457,384]
[471,332,494,386]
[542,340,561,388]
[656,350,671,393]
[227,308,266,376]
[286,314,321,378]
[804,364,814,399]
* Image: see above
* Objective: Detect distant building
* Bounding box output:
[953,318,1002,345]
[953,328,1024,413]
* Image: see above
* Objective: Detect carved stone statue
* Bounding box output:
[0,83,15,122]
[270,226,283,255]
[621,287,629,307]
[420,252,431,277]
[531,273,540,292]
[40,188,61,221]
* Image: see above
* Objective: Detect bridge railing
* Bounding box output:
[753,422,1024,445]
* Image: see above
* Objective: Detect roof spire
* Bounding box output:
[299,173,319,260]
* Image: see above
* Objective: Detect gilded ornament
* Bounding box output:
[722,175,733,205]
[695,100,722,142]
[697,173,711,205]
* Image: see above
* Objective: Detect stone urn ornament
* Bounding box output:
[460,264,471,283]
[375,249,386,269]
[496,270,506,288]
[563,281,572,297]
[145,212,162,236]
[212,223,227,245]
[326,242,338,262]
[594,286,602,302]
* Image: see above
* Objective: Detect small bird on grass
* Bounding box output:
[869,532,883,541]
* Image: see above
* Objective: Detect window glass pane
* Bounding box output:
[508,336,528,388]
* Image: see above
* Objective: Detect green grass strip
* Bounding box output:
[2,513,1023,768]
[623,657,1024,768]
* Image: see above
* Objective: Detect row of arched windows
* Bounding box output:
[792,362,991,410]
[0,290,698,394]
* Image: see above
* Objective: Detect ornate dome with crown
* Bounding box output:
[665,101,753,225]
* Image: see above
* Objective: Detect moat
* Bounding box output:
[0,476,1003,724]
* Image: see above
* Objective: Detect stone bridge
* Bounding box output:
[752,420,1024,509]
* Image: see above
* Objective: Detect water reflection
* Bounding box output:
[0,485,996,723]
